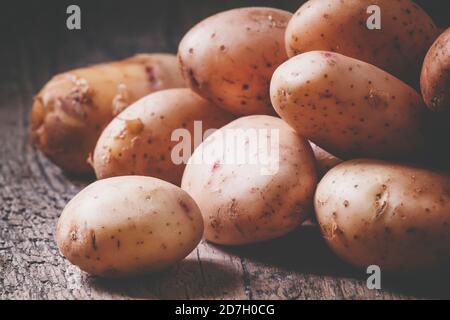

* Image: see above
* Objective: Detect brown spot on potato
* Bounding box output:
[212,161,221,171]
[125,118,144,135]
[91,231,97,251]
[69,226,78,241]
[145,66,156,83]
[367,89,389,109]
[178,200,191,217]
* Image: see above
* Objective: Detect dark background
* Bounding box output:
[1,0,449,70]
[0,0,448,103]
[0,0,450,300]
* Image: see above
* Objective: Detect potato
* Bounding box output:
[181,115,317,245]
[421,27,450,112]
[178,7,292,115]
[31,54,184,174]
[315,159,450,271]
[93,88,234,185]
[270,51,427,160]
[285,0,438,86]
[56,176,203,277]
[309,142,342,177]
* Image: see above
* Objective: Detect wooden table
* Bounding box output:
[1,0,449,300]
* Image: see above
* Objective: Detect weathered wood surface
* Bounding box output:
[1,0,449,300]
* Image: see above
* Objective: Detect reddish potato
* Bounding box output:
[93,88,234,185]
[285,0,438,86]
[421,27,450,112]
[270,51,427,160]
[178,7,292,115]
[316,159,450,271]
[181,115,317,245]
[309,142,342,177]
[32,54,184,174]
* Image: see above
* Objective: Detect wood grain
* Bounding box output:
[1,0,449,300]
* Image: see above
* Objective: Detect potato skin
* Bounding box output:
[421,27,450,112]
[309,142,342,177]
[178,7,292,115]
[270,51,427,160]
[181,115,317,245]
[93,88,234,185]
[286,0,438,86]
[31,54,185,174]
[56,176,204,277]
[315,159,450,271]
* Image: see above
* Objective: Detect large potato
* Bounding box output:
[93,88,234,185]
[178,7,292,115]
[56,176,204,277]
[31,54,184,174]
[421,27,450,112]
[181,115,317,245]
[315,159,450,271]
[270,51,427,160]
[286,0,438,86]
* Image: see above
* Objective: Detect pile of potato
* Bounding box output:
[31,0,449,277]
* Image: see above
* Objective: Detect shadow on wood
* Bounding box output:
[214,224,450,299]
[87,259,243,299]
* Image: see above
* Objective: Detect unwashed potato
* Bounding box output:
[285,0,438,86]
[181,115,317,245]
[309,141,342,177]
[93,88,234,185]
[315,159,450,271]
[31,54,185,174]
[421,27,450,112]
[178,7,292,115]
[56,176,204,277]
[270,51,427,160]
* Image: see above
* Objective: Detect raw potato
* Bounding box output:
[270,51,427,160]
[315,159,450,271]
[56,176,204,277]
[285,0,438,86]
[178,7,292,115]
[309,142,342,177]
[421,27,450,112]
[181,115,317,245]
[31,54,185,174]
[93,88,234,185]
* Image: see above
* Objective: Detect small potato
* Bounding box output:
[93,88,234,185]
[421,27,450,112]
[178,7,292,115]
[286,0,438,86]
[315,159,450,271]
[270,51,427,160]
[56,176,204,277]
[309,142,342,177]
[181,115,317,245]
[31,54,184,174]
